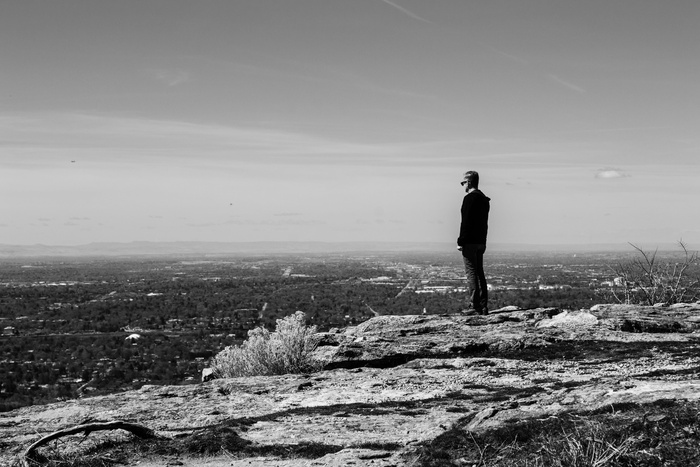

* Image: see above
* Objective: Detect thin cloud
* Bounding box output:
[549,126,670,135]
[377,0,435,25]
[595,169,626,179]
[322,68,439,101]
[189,54,437,103]
[151,69,191,86]
[482,45,530,65]
[0,112,405,169]
[547,74,586,94]
[188,218,325,227]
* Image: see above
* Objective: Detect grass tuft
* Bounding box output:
[412,399,700,466]
[182,426,250,455]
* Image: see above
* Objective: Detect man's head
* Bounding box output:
[461,171,479,189]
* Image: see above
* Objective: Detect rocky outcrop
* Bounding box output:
[311,303,700,369]
[3,303,700,466]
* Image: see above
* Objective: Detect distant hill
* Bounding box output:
[2,241,445,258]
[0,241,651,258]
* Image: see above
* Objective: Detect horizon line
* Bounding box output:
[0,240,688,258]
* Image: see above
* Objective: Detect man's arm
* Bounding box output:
[457,194,473,247]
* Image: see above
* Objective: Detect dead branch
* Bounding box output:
[610,241,700,305]
[22,420,157,467]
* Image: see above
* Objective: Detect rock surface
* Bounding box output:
[3,303,700,466]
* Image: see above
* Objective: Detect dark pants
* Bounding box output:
[462,244,488,312]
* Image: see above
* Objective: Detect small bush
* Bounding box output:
[209,311,321,378]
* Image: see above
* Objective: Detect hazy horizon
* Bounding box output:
[0,239,690,259]
[2,1,699,247]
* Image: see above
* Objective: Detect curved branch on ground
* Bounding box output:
[22,420,157,467]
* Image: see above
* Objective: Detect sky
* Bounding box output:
[1,0,699,248]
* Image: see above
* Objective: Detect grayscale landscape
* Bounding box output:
[3,0,700,465]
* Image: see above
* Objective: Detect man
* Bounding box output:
[457,171,490,315]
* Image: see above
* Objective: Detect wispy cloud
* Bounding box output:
[151,68,191,86]
[0,112,407,170]
[549,126,670,135]
[206,54,438,102]
[546,74,586,94]
[188,218,325,228]
[482,45,530,65]
[324,68,438,101]
[5,113,638,175]
[595,169,626,179]
[377,0,434,25]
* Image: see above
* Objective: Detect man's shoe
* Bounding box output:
[460,309,479,316]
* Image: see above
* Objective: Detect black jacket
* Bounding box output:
[458,190,490,246]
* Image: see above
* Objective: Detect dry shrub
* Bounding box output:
[209,311,321,378]
[609,241,700,305]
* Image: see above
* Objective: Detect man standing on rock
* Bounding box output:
[458,171,490,315]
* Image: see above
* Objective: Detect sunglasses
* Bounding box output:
[460,181,468,186]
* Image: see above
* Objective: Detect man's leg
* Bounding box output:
[475,244,488,313]
[462,245,482,313]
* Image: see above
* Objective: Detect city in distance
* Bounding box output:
[0,244,692,412]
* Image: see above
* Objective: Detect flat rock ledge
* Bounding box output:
[3,303,700,466]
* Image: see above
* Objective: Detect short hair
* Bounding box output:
[464,171,479,188]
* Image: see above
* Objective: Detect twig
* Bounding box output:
[468,432,487,466]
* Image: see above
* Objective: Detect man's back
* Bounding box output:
[458,189,490,245]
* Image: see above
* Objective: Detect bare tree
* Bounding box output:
[609,241,700,305]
